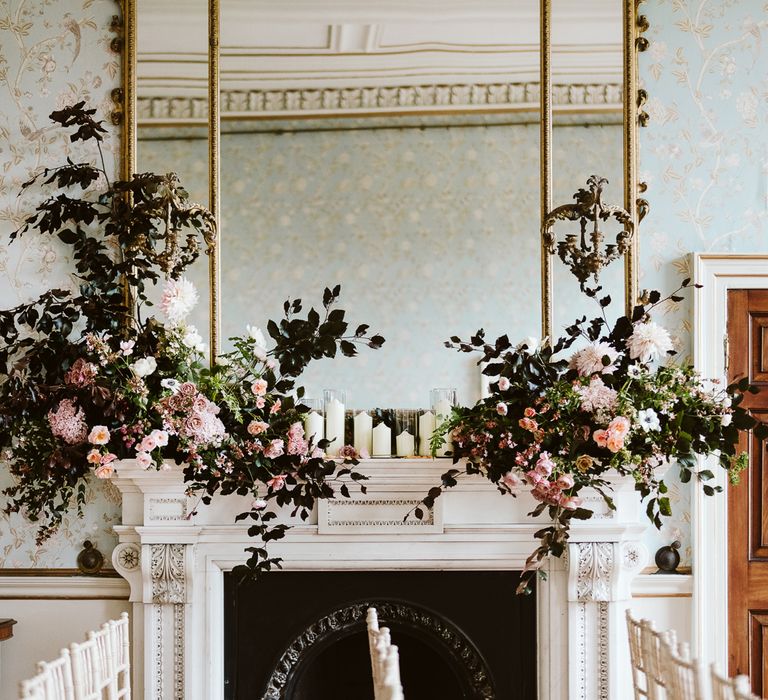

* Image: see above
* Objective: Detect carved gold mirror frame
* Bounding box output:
[120,0,649,357]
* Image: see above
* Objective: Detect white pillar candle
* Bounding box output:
[372,423,391,457]
[325,397,346,457]
[353,411,373,455]
[396,430,415,457]
[304,410,324,446]
[418,411,436,456]
[433,399,453,457]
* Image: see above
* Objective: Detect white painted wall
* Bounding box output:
[0,577,129,699]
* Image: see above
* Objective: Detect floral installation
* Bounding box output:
[415,282,766,593]
[0,104,384,573]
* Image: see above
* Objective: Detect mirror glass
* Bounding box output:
[135,0,212,346]
[134,1,625,411]
[551,1,624,334]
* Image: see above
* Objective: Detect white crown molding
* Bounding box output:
[0,575,129,600]
[137,81,622,123]
[631,574,693,598]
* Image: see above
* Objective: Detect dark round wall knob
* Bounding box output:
[77,540,105,575]
[655,540,681,573]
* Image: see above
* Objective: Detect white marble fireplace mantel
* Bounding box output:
[110,459,652,700]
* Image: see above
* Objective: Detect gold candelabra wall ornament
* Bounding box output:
[542,175,634,292]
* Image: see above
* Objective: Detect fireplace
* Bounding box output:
[224,571,537,699]
[111,459,652,699]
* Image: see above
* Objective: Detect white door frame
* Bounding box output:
[693,253,768,669]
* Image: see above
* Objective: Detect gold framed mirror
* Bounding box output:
[123,0,647,406]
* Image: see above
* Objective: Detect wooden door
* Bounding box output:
[728,289,768,693]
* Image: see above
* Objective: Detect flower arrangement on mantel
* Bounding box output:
[416,282,767,593]
[0,104,384,575]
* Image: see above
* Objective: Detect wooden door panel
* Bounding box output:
[728,289,768,692]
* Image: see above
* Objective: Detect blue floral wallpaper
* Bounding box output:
[0,0,123,567]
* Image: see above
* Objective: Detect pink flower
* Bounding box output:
[88,425,111,445]
[87,449,102,464]
[556,473,575,489]
[94,463,115,479]
[593,429,608,448]
[606,433,624,453]
[101,453,117,465]
[48,399,88,445]
[270,399,282,415]
[139,435,158,452]
[560,496,582,511]
[251,498,268,510]
[500,471,522,491]
[135,451,152,469]
[524,407,537,418]
[120,340,135,356]
[267,474,286,491]
[535,451,555,477]
[64,358,97,387]
[496,402,508,416]
[151,429,169,447]
[575,377,618,413]
[608,416,630,438]
[525,470,544,486]
[498,377,510,391]
[180,382,197,397]
[338,444,363,459]
[519,417,538,431]
[247,420,269,436]
[264,439,285,459]
[251,379,268,396]
[255,396,266,409]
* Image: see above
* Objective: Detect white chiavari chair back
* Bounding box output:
[366,607,405,700]
[109,613,131,699]
[661,639,708,700]
[19,675,47,700]
[19,649,74,700]
[70,636,103,700]
[642,617,678,700]
[626,609,649,699]
[711,665,760,700]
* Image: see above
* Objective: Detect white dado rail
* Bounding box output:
[111,459,650,700]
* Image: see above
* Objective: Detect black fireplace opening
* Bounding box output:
[224,571,537,700]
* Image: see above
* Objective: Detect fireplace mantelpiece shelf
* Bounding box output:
[111,459,652,700]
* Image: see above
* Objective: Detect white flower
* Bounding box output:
[627,365,643,378]
[181,325,207,354]
[498,377,510,391]
[721,395,732,409]
[721,414,733,427]
[131,356,157,378]
[216,355,232,367]
[569,342,620,376]
[637,408,661,432]
[159,277,198,326]
[120,340,135,356]
[161,378,181,392]
[246,325,267,347]
[518,336,539,354]
[627,322,674,363]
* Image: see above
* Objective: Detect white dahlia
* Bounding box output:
[160,277,198,326]
[627,321,674,363]
[569,341,620,376]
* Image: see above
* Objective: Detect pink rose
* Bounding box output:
[247,420,269,436]
[519,417,537,432]
[498,377,510,391]
[592,429,608,448]
[264,439,285,459]
[151,429,169,447]
[251,379,268,396]
[88,425,110,445]
[87,449,102,464]
[101,453,117,465]
[525,470,543,486]
[608,416,630,438]
[535,452,555,477]
[270,398,282,415]
[606,434,624,453]
[251,498,268,510]
[180,382,197,397]
[560,496,582,511]
[267,474,286,491]
[135,451,153,469]
[500,471,522,491]
[556,473,575,489]
[524,407,537,418]
[139,435,158,452]
[255,396,266,409]
[94,463,115,479]
[496,402,508,416]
